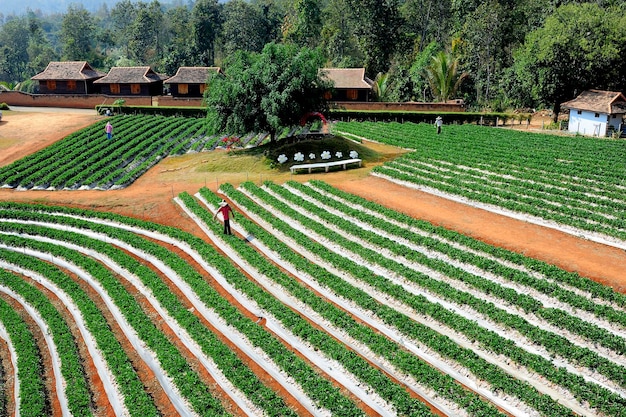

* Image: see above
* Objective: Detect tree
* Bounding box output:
[461,0,504,106]
[0,17,30,82]
[398,0,451,53]
[513,3,626,120]
[282,0,322,48]
[191,0,221,66]
[205,42,331,143]
[60,4,96,61]
[424,45,468,102]
[372,72,390,102]
[320,0,362,67]
[127,1,164,67]
[219,0,268,56]
[346,0,402,76]
[110,0,138,58]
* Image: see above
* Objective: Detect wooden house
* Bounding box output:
[320,68,373,102]
[562,90,626,137]
[31,61,105,94]
[164,67,223,97]
[93,66,168,96]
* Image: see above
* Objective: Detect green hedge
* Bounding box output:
[327,109,531,126]
[95,104,207,118]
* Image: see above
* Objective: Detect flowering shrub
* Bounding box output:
[321,151,331,160]
[277,154,288,164]
[221,136,241,150]
[294,152,305,162]
[349,150,359,159]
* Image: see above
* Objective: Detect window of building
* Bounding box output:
[577,110,582,115]
[324,91,332,100]
[594,113,600,118]
[346,89,358,100]
[178,83,188,95]
[110,84,120,94]
[67,80,76,90]
[199,84,206,94]
[131,84,141,94]
[47,80,56,91]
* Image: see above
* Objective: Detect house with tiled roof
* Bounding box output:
[320,68,373,102]
[164,67,223,97]
[93,66,168,96]
[31,61,105,94]
[562,90,626,137]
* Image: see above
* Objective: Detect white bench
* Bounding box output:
[289,158,362,174]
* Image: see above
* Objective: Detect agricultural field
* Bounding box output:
[0,110,625,416]
[334,121,626,248]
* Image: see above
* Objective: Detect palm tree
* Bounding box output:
[425,49,468,102]
[372,72,390,102]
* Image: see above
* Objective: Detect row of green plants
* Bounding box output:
[208,183,565,416]
[0,246,158,416]
[0,204,361,416]
[0,223,230,416]
[191,185,531,416]
[280,181,626,374]
[0,115,208,190]
[306,180,626,307]
[1,193,625,415]
[181,190,446,417]
[0,288,48,417]
[0,268,93,416]
[232,180,626,416]
[334,121,626,241]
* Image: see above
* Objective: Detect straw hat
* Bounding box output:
[219,200,227,207]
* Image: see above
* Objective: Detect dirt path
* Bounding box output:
[1,109,624,297]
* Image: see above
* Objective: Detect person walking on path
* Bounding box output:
[435,116,443,134]
[213,200,235,235]
[105,121,113,140]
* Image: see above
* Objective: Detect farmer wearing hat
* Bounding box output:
[213,200,235,235]
[435,116,443,134]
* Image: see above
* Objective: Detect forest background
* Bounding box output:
[1,0,625,116]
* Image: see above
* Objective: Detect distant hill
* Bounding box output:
[1,0,219,16]
[2,0,130,15]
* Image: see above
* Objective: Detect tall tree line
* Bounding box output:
[1,0,625,114]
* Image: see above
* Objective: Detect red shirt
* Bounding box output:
[218,205,233,220]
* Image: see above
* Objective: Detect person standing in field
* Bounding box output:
[105,121,113,140]
[213,200,235,235]
[435,116,443,134]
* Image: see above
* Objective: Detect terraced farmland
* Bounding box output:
[334,121,626,247]
[2,174,625,416]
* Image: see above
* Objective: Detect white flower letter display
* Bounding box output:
[335,151,343,158]
[277,154,288,164]
[321,151,331,160]
[349,150,359,159]
[294,152,305,162]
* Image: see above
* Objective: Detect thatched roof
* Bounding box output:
[320,68,373,89]
[94,67,168,84]
[31,61,105,81]
[164,67,222,84]
[562,90,626,114]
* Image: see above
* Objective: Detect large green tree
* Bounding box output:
[0,17,31,82]
[192,0,221,66]
[282,0,322,48]
[424,45,468,102]
[513,3,626,120]
[320,0,361,67]
[346,0,402,76]
[60,4,97,61]
[127,1,164,67]
[205,42,331,142]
